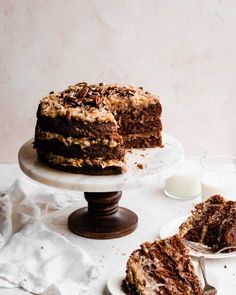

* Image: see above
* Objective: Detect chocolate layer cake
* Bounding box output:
[34,82,162,175]
[179,195,236,252]
[123,235,202,295]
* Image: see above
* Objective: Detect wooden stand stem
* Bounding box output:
[68,191,138,239]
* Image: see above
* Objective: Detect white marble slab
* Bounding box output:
[18,133,184,192]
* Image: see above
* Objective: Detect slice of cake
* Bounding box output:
[179,195,236,252]
[123,235,202,294]
[34,82,162,175]
[105,85,162,148]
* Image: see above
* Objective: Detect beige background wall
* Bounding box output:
[0,0,236,162]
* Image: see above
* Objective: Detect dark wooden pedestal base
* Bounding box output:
[68,191,138,239]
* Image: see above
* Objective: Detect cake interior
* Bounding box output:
[123,235,202,295]
[179,195,236,252]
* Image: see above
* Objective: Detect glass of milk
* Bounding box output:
[164,146,205,200]
[201,156,236,201]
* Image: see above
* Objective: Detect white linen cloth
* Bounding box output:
[0,178,99,295]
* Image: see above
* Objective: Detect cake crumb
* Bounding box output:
[224,265,227,268]
[127,149,133,154]
[137,163,144,169]
[141,154,145,157]
[41,246,44,250]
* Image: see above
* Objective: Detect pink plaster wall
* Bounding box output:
[0,0,236,162]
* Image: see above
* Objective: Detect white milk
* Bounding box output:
[164,161,201,199]
[201,172,236,201]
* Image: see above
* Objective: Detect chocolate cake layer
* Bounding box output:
[35,128,122,148]
[202,202,234,247]
[179,195,236,252]
[123,134,163,148]
[36,115,118,137]
[118,118,162,135]
[114,103,162,126]
[156,236,202,294]
[179,195,225,243]
[123,235,202,295]
[215,203,236,251]
[183,205,223,243]
[38,153,124,175]
[123,246,175,295]
[34,139,125,160]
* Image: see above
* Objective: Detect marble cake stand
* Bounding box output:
[18,133,184,239]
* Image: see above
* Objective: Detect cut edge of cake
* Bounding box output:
[179,195,236,252]
[123,234,202,295]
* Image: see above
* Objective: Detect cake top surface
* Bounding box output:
[38,82,160,123]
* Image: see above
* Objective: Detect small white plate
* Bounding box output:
[106,262,219,295]
[160,215,236,259]
[106,266,126,295]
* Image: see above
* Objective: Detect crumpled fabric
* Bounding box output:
[0,178,99,295]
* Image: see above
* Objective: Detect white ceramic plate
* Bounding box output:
[106,262,219,295]
[160,215,236,259]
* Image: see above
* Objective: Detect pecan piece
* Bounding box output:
[76,82,88,86]
[63,96,81,107]
[90,95,103,106]
[77,86,89,99]
[81,94,103,107]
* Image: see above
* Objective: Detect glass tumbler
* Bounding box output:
[201,156,236,201]
[164,146,205,200]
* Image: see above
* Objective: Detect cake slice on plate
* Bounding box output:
[123,235,202,294]
[179,195,236,252]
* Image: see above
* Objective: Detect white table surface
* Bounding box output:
[0,164,235,295]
